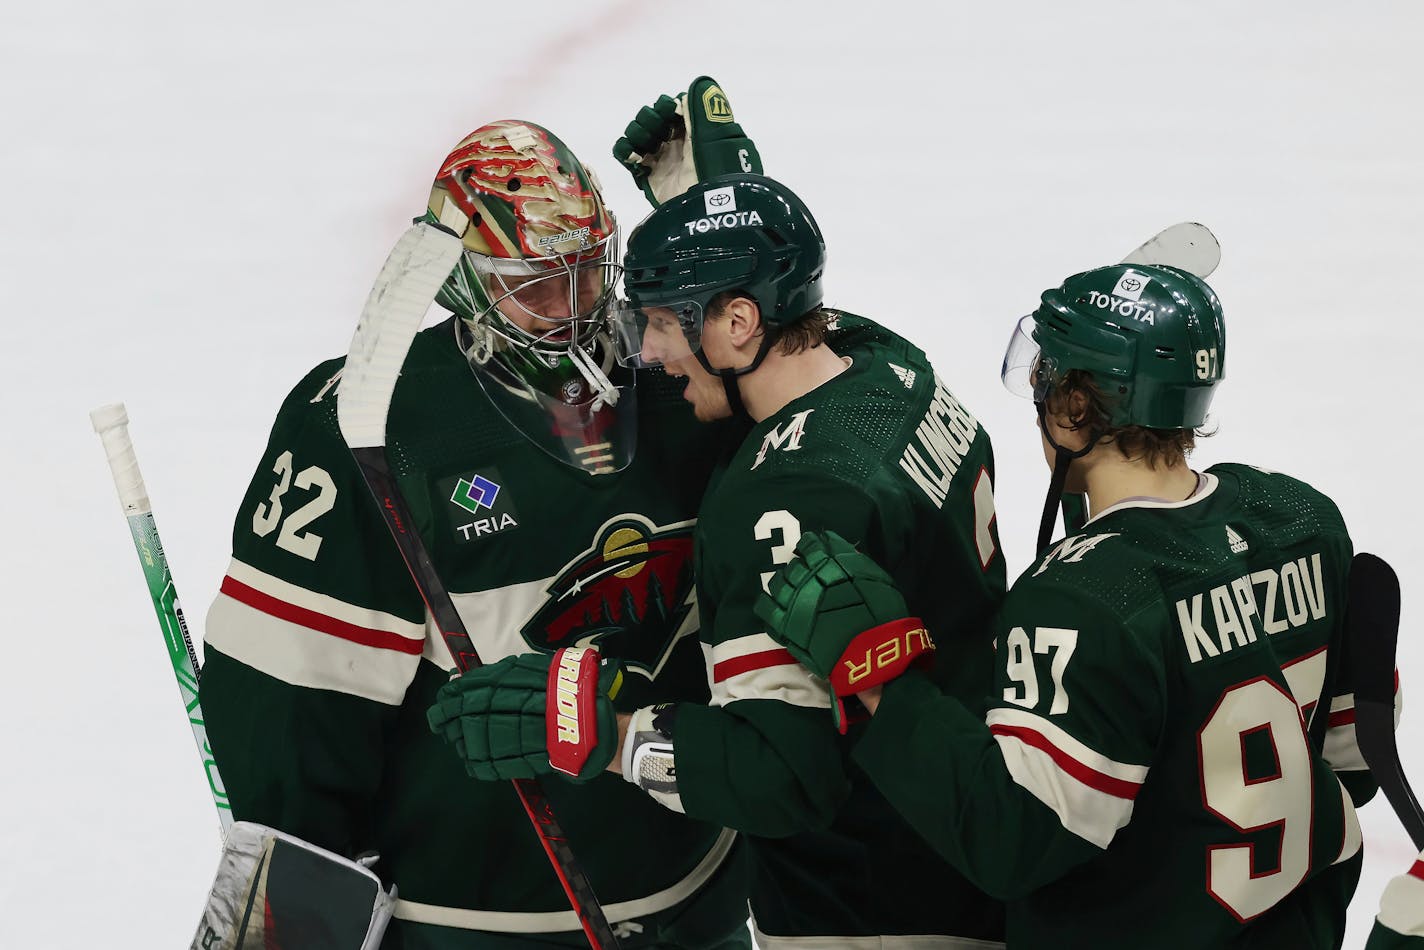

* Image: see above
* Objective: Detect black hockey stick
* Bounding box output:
[1346,552,1424,849]
[338,220,622,948]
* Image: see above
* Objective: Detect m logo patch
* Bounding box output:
[751,409,814,470]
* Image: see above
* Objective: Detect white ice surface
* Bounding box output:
[4,2,1421,946]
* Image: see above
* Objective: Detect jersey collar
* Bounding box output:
[1085,471,1219,525]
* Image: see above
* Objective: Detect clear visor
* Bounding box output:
[1001,315,1051,401]
[607,300,705,368]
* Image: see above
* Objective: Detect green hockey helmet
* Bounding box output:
[1002,263,1226,429]
[610,174,826,375]
[424,121,636,475]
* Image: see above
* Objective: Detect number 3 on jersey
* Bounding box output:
[755,510,802,595]
[251,450,337,561]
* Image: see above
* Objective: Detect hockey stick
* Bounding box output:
[337,220,622,949]
[1054,222,1225,539]
[90,403,232,833]
[1347,552,1424,849]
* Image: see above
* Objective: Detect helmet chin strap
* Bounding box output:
[1035,401,1101,555]
[695,335,775,422]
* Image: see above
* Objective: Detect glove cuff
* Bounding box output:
[828,617,934,697]
[546,647,608,778]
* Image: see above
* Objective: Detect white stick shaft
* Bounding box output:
[91,403,151,515]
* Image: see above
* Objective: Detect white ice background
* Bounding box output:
[3,1,1421,946]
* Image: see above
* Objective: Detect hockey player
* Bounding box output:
[1366,850,1424,948]
[755,263,1379,947]
[428,173,1009,947]
[199,103,762,948]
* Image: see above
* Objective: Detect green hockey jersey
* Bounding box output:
[668,313,1008,946]
[200,318,749,948]
[1366,854,1424,949]
[856,463,1380,948]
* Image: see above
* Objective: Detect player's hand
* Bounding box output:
[612,75,763,207]
[755,530,934,730]
[427,647,623,783]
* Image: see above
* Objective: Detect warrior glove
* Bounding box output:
[427,647,623,783]
[612,75,763,207]
[755,530,934,732]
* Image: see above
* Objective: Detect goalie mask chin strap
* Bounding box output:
[1036,400,1102,555]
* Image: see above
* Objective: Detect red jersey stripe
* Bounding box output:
[220,575,424,656]
[991,722,1143,801]
[1409,860,1424,882]
[1328,708,1356,728]
[713,648,797,683]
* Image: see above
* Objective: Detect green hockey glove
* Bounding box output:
[427,647,624,784]
[612,75,763,207]
[755,530,933,731]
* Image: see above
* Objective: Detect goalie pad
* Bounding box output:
[191,821,395,950]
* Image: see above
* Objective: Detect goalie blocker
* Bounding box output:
[191,822,395,950]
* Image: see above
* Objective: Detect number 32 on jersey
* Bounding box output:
[251,450,337,561]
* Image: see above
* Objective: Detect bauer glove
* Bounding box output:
[755,530,934,732]
[612,75,763,207]
[427,647,624,783]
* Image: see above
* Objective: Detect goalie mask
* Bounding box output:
[426,121,634,475]
[1001,263,1226,552]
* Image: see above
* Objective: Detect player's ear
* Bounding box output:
[723,296,763,348]
[1064,387,1091,429]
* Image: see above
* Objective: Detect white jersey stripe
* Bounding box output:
[205,591,420,705]
[394,828,739,932]
[1332,776,1364,865]
[986,708,1150,785]
[986,707,1148,850]
[706,635,830,709]
[1376,855,1424,937]
[224,558,424,643]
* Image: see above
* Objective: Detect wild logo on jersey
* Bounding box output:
[522,516,696,679]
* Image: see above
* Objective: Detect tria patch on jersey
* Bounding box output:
[442,469,521,542]
[888,363,917,389]
[1226,525,1249,554]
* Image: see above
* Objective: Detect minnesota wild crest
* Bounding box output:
[522,515,696,679]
